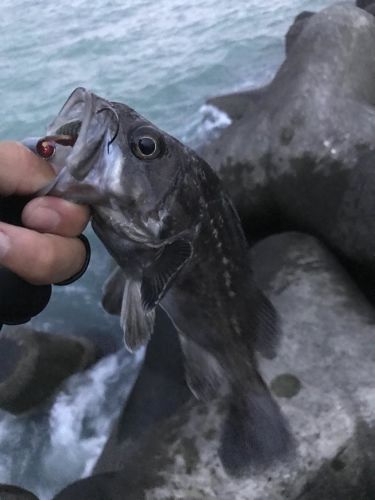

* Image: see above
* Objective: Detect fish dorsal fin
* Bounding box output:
[141,239,193,311]
[179,335,230,401]
[121,279,155,352]
[255,290,281,359]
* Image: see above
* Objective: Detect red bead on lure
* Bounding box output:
[36,134,77,160]
[36,139,55,159]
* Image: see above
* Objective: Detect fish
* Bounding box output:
[26,87,292,474]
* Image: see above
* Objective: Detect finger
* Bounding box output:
[0,141,55,196]
[22,196,91,237]
[0,222,87,285]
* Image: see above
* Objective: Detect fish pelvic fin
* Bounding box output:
[101,265,126,316]
[179,335,230,401]
[255,290,282,359]
[219,373,294,476]
[121,279,155,352]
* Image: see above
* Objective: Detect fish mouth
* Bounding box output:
[37,87,119,198]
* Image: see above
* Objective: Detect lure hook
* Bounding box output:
[96,106,120,152]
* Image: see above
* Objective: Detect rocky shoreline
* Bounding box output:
[55,4,375,498]
[55,232,375,500]
[1,2,374,499]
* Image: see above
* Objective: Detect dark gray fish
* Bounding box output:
[27,87,292,474]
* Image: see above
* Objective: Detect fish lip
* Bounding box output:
[46,87,91,140]
[47,87,115,180]
[48,87,93,133]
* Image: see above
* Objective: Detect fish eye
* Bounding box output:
[36,139,56,159]
[129,126,164,160]
[138,137,156,156]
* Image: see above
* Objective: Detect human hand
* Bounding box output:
[0,141,90,285]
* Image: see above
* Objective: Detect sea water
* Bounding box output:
[0,0,339,497]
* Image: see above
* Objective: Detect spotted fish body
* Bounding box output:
[28,88,292,474]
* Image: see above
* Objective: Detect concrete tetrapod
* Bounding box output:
[54,233,375,499]
[0,328,97,414]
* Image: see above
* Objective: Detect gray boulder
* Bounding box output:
[285,11,315,55]
[53,233,375,499]
[0,328,98,413]
[356,0,374,8]
[364,3,375,15]
[202,4,375,298]
[0,484,39,499]
[357,0,375,16]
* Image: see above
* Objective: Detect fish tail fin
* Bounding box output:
[219,373,293,476]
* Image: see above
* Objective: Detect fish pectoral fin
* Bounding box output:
[179,335,229,401]
[141,239,192,311]
[101,264,126,316]
[254,290,281,359]
[121,279,155,352]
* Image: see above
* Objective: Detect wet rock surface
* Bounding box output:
[285,11,315,55]
[0,328,98,414]
[0,484,39,499]
[356,1,375,16]
[356,0,374,9]
[364,3,375,14]
[201,4,375,299]
[54,233,375,499]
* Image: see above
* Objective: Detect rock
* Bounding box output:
[354,0,375,15]
[200,4,375,299]
[54,307,192,500]
[0,327,98,414]
[356,0,374,8]
[53,472,143,500]
[207,87,269,123]
[285,11,315,55]
[0,484,39,499]
[364,3,375,15]
[54,233,375,499]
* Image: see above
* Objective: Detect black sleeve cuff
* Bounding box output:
[0,234,90,328]
[0,269,52,326]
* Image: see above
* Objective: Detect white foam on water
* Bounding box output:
[182,104,232,148]
[0,348,144,499]
[201,104,232,131]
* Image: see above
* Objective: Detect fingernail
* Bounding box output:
[24,207,61,232]
[0,231,10,259]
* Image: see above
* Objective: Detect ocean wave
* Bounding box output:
[0,348,144,499]
[182,103,232,148]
